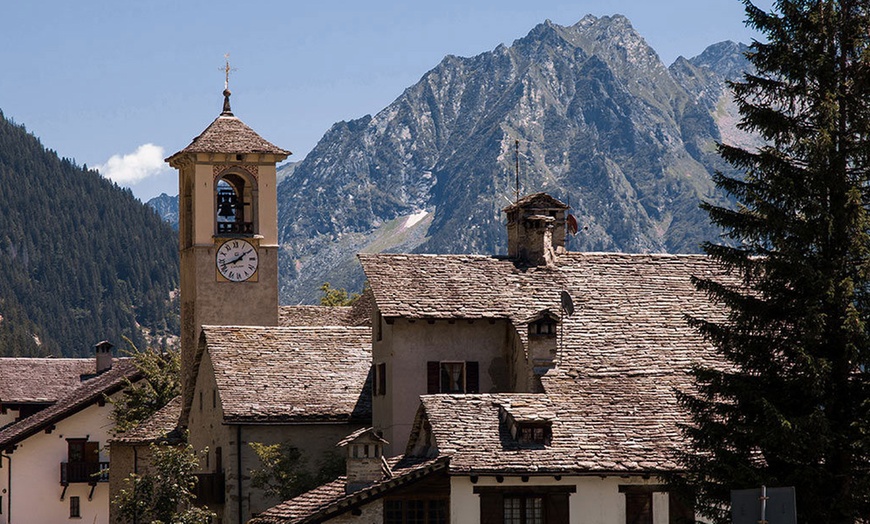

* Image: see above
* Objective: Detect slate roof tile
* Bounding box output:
[0,358,115,404]
[201,326,372,424]
[0,360,140,450]
[168,114,290,158]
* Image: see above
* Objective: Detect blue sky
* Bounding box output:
[2,0,771,201]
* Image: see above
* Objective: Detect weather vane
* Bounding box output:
[221,53,237,91]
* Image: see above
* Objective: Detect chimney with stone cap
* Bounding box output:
[337,428,391,494]
[94,340,113,374]
[504,193,569,266]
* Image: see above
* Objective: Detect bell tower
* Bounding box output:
[166,87,290,422]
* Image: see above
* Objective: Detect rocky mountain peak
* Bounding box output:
[273,16,752,303]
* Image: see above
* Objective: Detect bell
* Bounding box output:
[217,189,238,218]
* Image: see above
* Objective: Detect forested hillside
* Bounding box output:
[0,111,179,357]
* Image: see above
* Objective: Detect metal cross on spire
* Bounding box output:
[222,53,237,91]
[220,53,237,115]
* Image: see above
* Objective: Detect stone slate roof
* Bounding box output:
[0,360,140,451]
[414,386,687,475]
[361,252,732,474]
[111,395,183,445]
[200,326,372,424]
[0,357,110,404]
[167,113,290,159]
[250,456,448,524]
[359,252,727,352]
[503,192,569,212]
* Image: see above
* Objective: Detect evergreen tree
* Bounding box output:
[679,1,870,522]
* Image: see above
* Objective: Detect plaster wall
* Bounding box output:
[188,351,364,524]
[0,400,117,524]
[373,318,512,454]
[450,475,677,524]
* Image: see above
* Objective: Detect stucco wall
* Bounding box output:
[0,400,117,524]
[373,318,513,454]
[450,475,677,524]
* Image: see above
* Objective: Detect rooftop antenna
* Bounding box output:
[220,53,237,115]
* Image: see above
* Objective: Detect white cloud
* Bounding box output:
[96,143,167,185]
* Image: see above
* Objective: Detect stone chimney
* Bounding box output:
[337,428,391,494]
[504,193,569,267]
[94,340,113,374]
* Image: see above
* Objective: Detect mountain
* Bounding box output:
[274,14,751,303]
[0,112,179,357]
[147,193,179,230]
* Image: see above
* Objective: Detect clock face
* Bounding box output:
[216,239,259,282]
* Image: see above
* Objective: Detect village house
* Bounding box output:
[0,353,139,524]
[250,193,729,523]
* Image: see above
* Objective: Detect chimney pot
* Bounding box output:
[94,340,113,374]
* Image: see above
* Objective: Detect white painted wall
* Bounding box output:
[0,399,117,524]
[450,474,676,524]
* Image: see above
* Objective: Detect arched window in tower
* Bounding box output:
[215,172,255,235]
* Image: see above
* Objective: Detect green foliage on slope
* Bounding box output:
[0,111,179,356]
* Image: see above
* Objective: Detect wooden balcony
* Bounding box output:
[60,461,109,485]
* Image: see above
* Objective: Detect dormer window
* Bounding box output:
[518,423,552,446]
[530,320,557,336]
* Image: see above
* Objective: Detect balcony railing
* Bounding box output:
[216,221,253,235]
[194,472,226,506]
[60,461,109,485]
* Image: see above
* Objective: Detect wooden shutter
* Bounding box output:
[84,441,99,463]
[625,492,653,524]
[427,361,440,394]
[466,361,480,393]
[479,492,503,524]
[669,492,695,524]
[546,492,570,523]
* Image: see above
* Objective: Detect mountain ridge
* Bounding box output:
[271,14,750,302]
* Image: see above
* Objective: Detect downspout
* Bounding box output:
[1,453,10,524]
[237,425,243,524]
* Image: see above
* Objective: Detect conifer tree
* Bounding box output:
[680,1,870,522]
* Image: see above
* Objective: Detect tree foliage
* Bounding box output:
[0,112,179,357]
[110,341,181,433]
[319,282,360,306]
[679,1,870,522]
[113,439,214,524]
[248,442,345,501]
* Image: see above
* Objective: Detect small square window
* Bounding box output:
[518,424,551,445]
[69,496,81,518]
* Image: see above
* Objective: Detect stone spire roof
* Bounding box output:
[166,90,290,162]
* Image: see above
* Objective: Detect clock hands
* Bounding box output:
[226,248,253,266]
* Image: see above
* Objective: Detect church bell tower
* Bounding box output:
[166,85,290,421]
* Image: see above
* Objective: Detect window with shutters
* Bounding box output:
[475,486,573,524]
[619,485,692,524]
[625,492,652,524]
[384,498,448,524]
[375,362,387,396]
[427,361,479,394]
[504,496,544,524]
